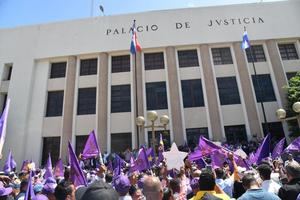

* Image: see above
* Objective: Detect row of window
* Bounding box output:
[49,43,299,78]
[41,121,285,164]
[46,73,278,116]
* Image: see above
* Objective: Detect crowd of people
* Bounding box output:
[0,135,300,200]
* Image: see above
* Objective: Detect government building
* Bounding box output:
[0,0,300,165]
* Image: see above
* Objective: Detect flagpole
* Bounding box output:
[134,44,140,149]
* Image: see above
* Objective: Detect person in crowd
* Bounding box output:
[285,154,298,167]
[15,180,27,200]
[142,175,163,200]
[257,163,281,195]
[54,181,75,200]
[238,174,280,200]
[278,162,300,200]
[114,175,132,200]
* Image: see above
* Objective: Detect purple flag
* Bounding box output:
[146,148,155,167]
[107,160,113,172]
[198,136,226,156]
[285,136,300,153]
[248,152,256,165]
[272,138,285,159]
[24,171,35,200]
[10,152,16,170]
[81,130,100,160]
[0,99,10,157]
[54,159,64,177]
[195,158,206,169]
[44,153,53,179]
[211,150,227,169]
[68,142,87,187]
[188,149,204,161]
[156,149,164,165]
[131,147,150,172]
[3,150,12,174]
[20,160,30,172]
[113,155,124,177]
[254,134,271,164]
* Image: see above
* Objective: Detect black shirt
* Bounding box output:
[278,178,300,200]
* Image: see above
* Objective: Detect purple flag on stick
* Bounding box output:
[198,136,227,156]
[20,160,30,172]
[211,150,227,169]
[10,152,16,170]
[113,155,124,177]
[81,130,100,160]
[44,153,53,179]
[195,158,206,169]
[68,142,87,187]
[248,152,255,165]
[285,136,300,153]
[0,99,10,157]
[54,159,64,177]
[188,149,204,161]
[146,148,155,167]
[272,138,285,159]
[254,134,271,164]
[107,160,113,172]
[24,171,35,200]
[131,147,150,172]
[3,150,12,174]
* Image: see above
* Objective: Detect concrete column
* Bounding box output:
[97,53,109,151]
[233,42,264,138]
[165,46,184,145]
[61,56,76,162]
[199,44,223,141]
[266,40,288,108]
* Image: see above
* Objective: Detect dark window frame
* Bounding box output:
[181,79,205,108]
[217,77,241,105]
[224,125,248,144]
[211,47,233,65]
[251,74,276,102]
[42,137,61,166]
[246,45,266,63]
[146,82,168,110]
[111,84,131,113]
[144,52,165,70]
[77,87,96,115]
[46,91,64,117]
[50,62,67,79]
[80,58,98,76]
[75,135,89,156]
[278,43,299,60]
[178,49,199,68]
[111,55,131,73]
[111,133,132,153]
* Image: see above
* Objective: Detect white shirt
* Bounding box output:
[261,179,281,195]
[215,178,233,197]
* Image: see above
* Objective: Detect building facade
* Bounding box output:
[0,1,300,165]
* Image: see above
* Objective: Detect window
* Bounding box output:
[278,43,299,60]
[112,55,130,73]
[144,52,164,70]
[46,91,64,117]
[262,122,285,142]
[146,82,168,110]
[186,128,209,148]
[42,137,60,166]
[211,47,233,65]
[111,85,131,113]
[224,125,248,144]
[80,58,98,76]
[50,62,66,78]
[75,135,88,156]
[77,88,96,115]
[286,72,297,81]
[181,79,205,107]
[147,130,171,149]
[217,77,241,105]
[246,45,266,62]
[111,133,132,152]
[252,74,276,102]
[178,50,199,68]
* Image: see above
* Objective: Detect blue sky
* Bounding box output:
[0,0,283,28]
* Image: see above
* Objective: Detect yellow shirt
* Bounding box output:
[190,190,230,200]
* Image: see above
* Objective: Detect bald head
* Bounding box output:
[142,176,163,200]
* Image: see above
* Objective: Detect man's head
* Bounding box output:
[169,178,181,194]
[288,153,293,161]
[114,175,131,196]
[54,182,75,200]
[215,168,225,179]
[257,164,272,181]
[285,162,300,182]
[199,169,215,191]
[19,180,28,193]
[242,174,258,190]
[142,175,163,200]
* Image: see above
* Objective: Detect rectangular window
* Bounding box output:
[112,55,130,73]
[147,130,171,149]
[178,50,199,68]
[144,52,164,70]
[262,122,285,143]
[181,79,205,107]
[111,133,132,152]
[50,62,67,78]
[80,58,98,76]
[46,91,64,117]
[75,135,88,156]
[186,128,209,148]
[77,88,96,115]
[211,47,233,65]
[6,66,13,80]
[286,72,297,81]
[217,77,241,105]
[278,43,299,60]
[42,137,60,166]
[246,45,266,63]
[224,125,248,144]
[146,82,168,110]
[252,74,276,102]
[111,85,131,113]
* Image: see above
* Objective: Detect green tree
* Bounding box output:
[286,71,300,137]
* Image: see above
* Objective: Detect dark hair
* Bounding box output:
[242,174,257,189]
[215,168,225,179]
[257,164,272,180]
[54,181,74,200]
[105,173,113,183]
[162,188,172,200]
[199,170,215,191]
[169,178,181,194]
[129,185,137,196]
[64,167,70,181]
[285,163,300,178]
[20,180,28,192]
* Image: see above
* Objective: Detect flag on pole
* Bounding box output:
[146,148,155,167]
[284,136,300,153]
[54,159,64,177]
[68,142,87,187]
[3,150,12,174]
[44,153,54,179]
[24,171,35,200]
[272,138,285,159]
[241,29,251,50]
[0,99,10,157]
[130,147,150,172]
[253,134,271,164]
[81,130,100,160]
[130,20,142,54]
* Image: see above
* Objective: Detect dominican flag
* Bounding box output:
[130,20,142,54]
[241,30,251,50]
